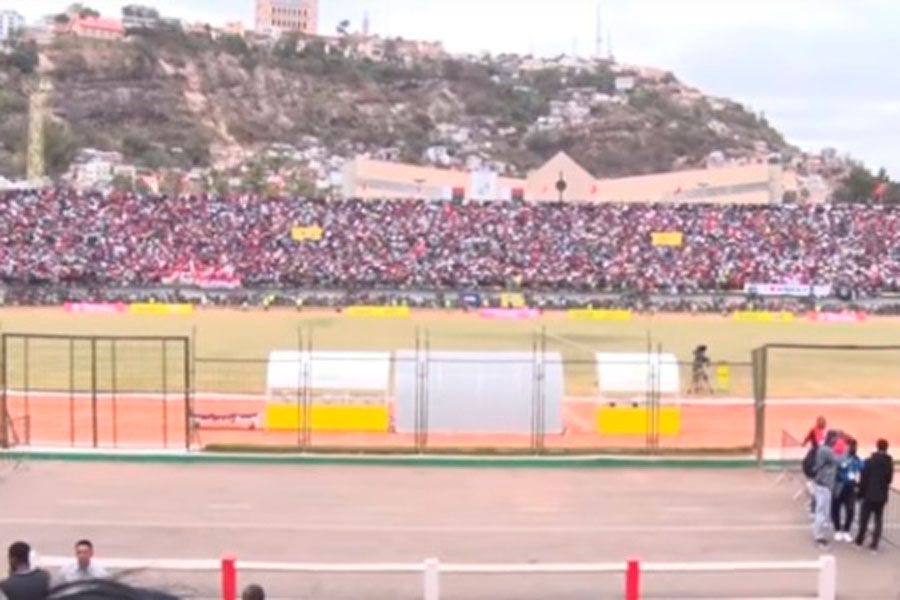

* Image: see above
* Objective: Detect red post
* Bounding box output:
[625,558,641,600]
[221,554,237,600]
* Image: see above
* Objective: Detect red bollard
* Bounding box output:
[221,554,237,600]
[625,558,641,600]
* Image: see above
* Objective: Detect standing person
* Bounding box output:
[0,542,50,600]
[687,345,713,395]
[811,430,842,548]
[58,540,108,583]
[855,438,894,552]
[831,438,862,542]
[801,416,828,517]
[802,416,827,447]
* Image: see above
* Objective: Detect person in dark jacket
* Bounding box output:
[0,542,51,600]
[832,438,862,542]
[854,438,895,552]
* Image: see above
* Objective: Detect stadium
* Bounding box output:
[1,2,899,600]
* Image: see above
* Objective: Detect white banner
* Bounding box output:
[744,283,832,298]
[469,169,498,200]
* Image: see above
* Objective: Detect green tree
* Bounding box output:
[209,169,230,197]
[832,166,877,203]
[43,121,79,177]
[286,175,316,198]
[220,34,249,57]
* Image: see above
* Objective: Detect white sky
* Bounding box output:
[5,0,898,176]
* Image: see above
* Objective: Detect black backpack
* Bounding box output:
[802,445,818,478]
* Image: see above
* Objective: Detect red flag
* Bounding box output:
[874,182,887,201]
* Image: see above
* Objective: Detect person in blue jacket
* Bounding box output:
[831,437,862,542]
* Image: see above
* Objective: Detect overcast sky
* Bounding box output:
[6,0,898,176]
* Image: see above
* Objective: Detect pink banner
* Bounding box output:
[478,308,540,320]
[64,302,127,314]
[807,311,868,323]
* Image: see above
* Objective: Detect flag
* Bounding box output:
[874,182,887,201]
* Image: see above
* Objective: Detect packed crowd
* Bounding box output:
[2,190,900,295]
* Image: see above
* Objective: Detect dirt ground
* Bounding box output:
[0,461,897,599]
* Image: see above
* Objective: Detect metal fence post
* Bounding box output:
[0,334,7,449]
[184,337,192,452]
[111,339,118,447]
[161,340,168,448]
[752,347,768,464]
[68,338,75,446]
[90,337,98,448]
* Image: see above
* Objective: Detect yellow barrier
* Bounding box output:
[596,406,681,436]
[732,311,795,323]
[265,404,390,433]
[567,309,633,321]
[345,305,411,318]
[129,303,194,316]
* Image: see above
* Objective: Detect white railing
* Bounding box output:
[37,554,836,600]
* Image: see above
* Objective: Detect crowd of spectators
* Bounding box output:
[2,190,900,298]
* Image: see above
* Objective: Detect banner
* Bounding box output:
[744,282,832,298]
[291,225,324,241]
[807,311,868,323]
[651,231,684,247]
[469,169,498,200]
[479,308,540,320]
[568,309,632,321]
[162,269,241,289]
[732,311,795,323]
[344,305,411,318]
[130,303,194,316]
[64,302,127,314]
[716,364,731,391]
[499,293,526,309]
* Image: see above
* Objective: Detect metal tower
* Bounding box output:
[595,1,603,57]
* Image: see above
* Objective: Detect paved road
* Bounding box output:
[0,461,897,599]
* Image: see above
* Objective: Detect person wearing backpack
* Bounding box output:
[811,430,843,548]
[802,417,827,517]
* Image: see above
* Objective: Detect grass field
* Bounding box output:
[2,307,900,452]
[2,307,900,397]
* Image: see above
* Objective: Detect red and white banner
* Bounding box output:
[162,264,242,289]
[807,311,868,323]
[64,302,127,314]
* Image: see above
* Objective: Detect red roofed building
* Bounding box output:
[67,16,125,40]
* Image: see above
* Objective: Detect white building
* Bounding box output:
[0,10,25,42]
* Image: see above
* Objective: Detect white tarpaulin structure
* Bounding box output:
[266,351,391,395]
[595,352,680,394]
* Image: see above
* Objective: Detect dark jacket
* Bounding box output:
[859,451,894,504]
[0,569,51,600]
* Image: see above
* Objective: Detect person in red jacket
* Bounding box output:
[803,416,827,447]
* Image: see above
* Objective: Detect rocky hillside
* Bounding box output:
[0,30,790,178]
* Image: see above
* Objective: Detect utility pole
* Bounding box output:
[26,76,51,183]
[595,1,603,58]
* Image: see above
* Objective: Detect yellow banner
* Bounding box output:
[345,305,411,318]
[500,293,526,309]
[291,225,324,241]
[266,404,390,432]
[567,309,633,321]
[732,311,795,323]
[651,231,684,247]
[716,364,731,391]
[129,303,194,316]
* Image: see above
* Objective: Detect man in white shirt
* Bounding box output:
[58,540,108,583]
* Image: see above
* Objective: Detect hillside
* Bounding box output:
[0,30,790,179]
